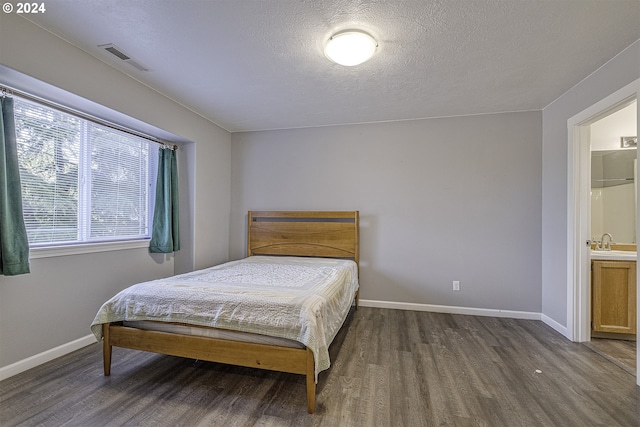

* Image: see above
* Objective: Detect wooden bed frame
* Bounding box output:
[102,210,359,414]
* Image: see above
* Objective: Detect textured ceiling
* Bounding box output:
[22,0,640,132]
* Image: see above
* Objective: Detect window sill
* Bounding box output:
[29,239,150,259]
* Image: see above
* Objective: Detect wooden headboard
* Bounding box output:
[247,211,359,265]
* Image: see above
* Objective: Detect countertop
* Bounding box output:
[590,250,636,261]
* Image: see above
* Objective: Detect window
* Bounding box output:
[14,96,158,247]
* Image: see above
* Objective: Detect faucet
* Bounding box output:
[600,233,613,251]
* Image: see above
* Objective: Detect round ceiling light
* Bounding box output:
[324,30,378,66]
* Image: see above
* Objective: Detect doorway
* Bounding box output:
[567,78,639,385]
[587,101,637,373]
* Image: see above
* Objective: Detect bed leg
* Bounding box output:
[306,348,316,414]
[102,323,112,376]
[355,290,359,309]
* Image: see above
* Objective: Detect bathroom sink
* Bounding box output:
[590,250,636,260]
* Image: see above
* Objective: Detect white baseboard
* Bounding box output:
[541,314,569,338]
[0,304,563,382]
[359,299,542,320]
[0,334,96,382]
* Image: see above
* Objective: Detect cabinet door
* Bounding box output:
[592,260,636,334]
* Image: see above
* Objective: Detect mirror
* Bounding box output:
[591,149,636,243]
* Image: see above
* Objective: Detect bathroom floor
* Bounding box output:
[584,338,636,375]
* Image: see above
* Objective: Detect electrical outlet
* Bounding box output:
[453,280,460,291]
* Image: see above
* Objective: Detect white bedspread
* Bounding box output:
[90,256,359,377]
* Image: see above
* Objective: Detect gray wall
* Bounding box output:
[0,14,231,368]
[0,250,174,366]
[231,112,542,312]
[541,40,640,328]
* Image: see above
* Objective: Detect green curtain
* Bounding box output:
[0,97,30,275]
[149,147,180,253]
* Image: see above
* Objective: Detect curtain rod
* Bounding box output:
[0,84,177,151]
[1,86,14,98]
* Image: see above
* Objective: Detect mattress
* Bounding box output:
[122,320,305,348]
[91,255,359,377]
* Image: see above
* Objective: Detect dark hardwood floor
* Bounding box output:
[584,337,636,376]
[1,308,639,426]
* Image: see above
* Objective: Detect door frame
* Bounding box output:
[567,78,639,382]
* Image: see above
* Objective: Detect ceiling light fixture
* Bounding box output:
[324,30,378,66]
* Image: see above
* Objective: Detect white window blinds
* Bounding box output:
[13,96,158,246]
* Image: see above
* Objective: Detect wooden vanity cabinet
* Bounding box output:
[591,260,636,334]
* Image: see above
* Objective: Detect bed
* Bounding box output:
[91,210,359,414]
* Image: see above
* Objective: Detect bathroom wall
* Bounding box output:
[591,183,636,243]
[590,101,637,244]
[590,102,637,150]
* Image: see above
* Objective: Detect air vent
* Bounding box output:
[98,43,150,72]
